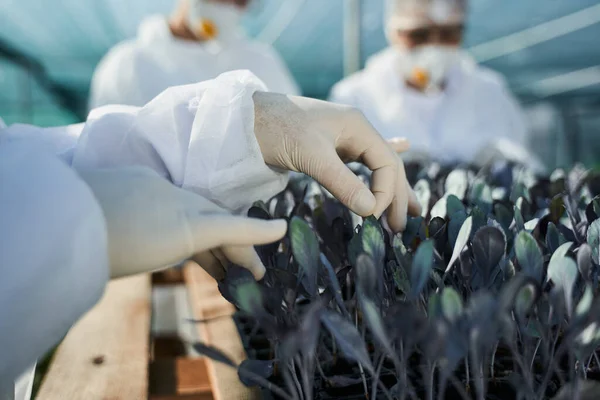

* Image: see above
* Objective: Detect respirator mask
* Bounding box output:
[187,0,243,47]
[397,45,459,93]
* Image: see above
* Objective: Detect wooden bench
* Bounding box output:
[35,264,257,400]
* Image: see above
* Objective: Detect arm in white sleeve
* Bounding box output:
[0,142,109,384]
[73,70,289,213]
[0,122,85,165]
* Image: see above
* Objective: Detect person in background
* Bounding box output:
[88,0,300,108]
[1,70,420,395]
[330,0,530,166]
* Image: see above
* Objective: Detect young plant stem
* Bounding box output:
[295,355,311,400]
[358,362,369,399]
[315,357,327,380]
[574,378,581,400]
[290,361,304,400]
[490,341,498,379]
[470,347,485,400]
[580,359,588,380]
[371,354,385,400]
[375,379,395,400]
[536,341,568,400]
[530,338,542,371]
[424,362,436,400]
[464,357,470,387]
[436,373,448,400]
[355,309,369,398]
[509,343,534,397]
[282,367,301,400]
[399,341,408,400]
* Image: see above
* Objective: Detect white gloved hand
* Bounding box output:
[253,92,421,232]
[78,167,287,280]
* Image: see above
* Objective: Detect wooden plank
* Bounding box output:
[36,275,152,400]
[149,357,212,397]
[184,265,259,400]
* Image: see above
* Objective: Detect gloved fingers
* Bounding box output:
[336,111,405,217]
[335,111,395,170]
[192,251,226,281]
[190,216,287,251]
[387,195,407,233]
[387,137,411,154]
[396,157,421,217]
[387,177,410,233]
[304,148,376,216]
[368,162,398,218]
[220,245,266,280]
[387,161,421,232]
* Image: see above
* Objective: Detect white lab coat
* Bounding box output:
[330,48,528,164]
[0,70,288,396]
[89,15,300,109]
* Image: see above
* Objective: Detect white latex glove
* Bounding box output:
[78,167,287,280]
[253,92,421,232]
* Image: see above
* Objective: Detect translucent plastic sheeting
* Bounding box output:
[1,0,596,99]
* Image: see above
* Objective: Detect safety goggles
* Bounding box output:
[397,24,465,46]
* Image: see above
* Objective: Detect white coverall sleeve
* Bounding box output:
[73,70,289,213]
[0,122,85,165]
[0,141,109,386]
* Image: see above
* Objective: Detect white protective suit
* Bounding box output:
[330,48,528,164]
[0,70,289,397]
[89,15,300,109]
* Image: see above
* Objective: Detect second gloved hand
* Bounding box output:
[78,167,286,280]
[253,92,421,232]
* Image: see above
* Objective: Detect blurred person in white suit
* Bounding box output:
[330,0,539,170]
[89,0,300,108]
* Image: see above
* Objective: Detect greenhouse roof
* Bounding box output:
[1,0,599,124]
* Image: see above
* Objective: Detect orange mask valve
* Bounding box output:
[411,68,430,89]
[196,19,218,40]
